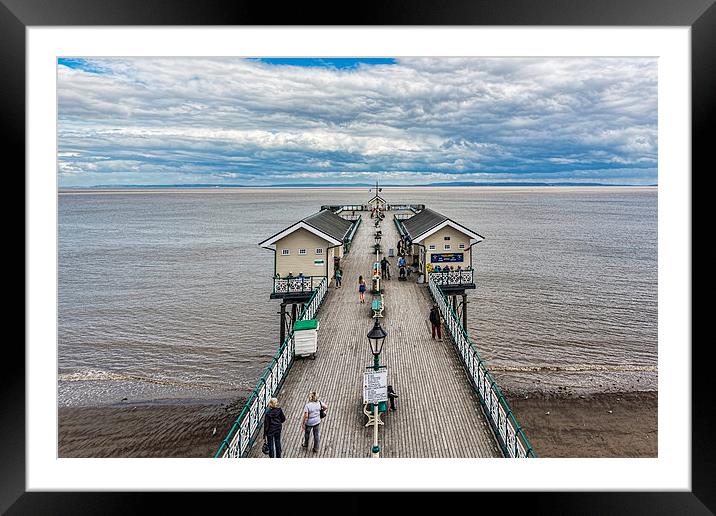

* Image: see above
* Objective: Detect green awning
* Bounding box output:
[293,319,319,331]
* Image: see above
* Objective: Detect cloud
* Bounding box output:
[57,57,657,186]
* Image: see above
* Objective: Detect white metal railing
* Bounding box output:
[273,275,323,294]
[216,277,328,458]
[388,204,425,212]
[428,269,474,286]
[428,275,535,458]
[324,204,367,213]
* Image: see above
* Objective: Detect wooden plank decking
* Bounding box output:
[247,211,501,458]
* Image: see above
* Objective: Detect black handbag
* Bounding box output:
[319,401,326,419]
[262,439,269,455]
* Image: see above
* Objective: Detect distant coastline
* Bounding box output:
[60,182,658,190]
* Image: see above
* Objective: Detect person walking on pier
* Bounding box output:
[358,275,366,303]
[387,385,398,411]
[263,398,286,458]
[302,391,328,452]
[430,303,443,341]
[335,268,342,288]
[380,257,389,280]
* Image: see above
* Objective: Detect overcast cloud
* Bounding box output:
[57,57,657,186]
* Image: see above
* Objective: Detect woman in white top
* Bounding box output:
[301,391,328,452]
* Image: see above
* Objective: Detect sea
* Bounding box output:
[58,187,657,407]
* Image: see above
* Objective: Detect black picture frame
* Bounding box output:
[8,0,710,512]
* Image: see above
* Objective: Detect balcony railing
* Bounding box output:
[428,269,474,286]
[273,275,324,295]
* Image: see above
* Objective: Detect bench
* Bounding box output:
[371,295,384,318]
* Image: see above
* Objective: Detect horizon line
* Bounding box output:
[59,182,658,190]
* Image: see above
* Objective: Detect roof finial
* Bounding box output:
[370,179,382,195]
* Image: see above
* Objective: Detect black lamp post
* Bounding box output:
[366,319,387,458]
[367,319,387,371]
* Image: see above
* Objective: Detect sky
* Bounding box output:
[57,57,657,187]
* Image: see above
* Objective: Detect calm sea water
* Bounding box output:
[58,187,657,406]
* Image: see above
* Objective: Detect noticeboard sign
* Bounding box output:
[363,370,388,404]
[430,252,464,263]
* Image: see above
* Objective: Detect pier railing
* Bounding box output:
[343,216,362,253]
[322,204,367,213]
[388,203,425,212]
[273,275,323,295]
[216,277,328,458]
[394,215,409,237]
[428,276,535,458]
[429,269,474,286]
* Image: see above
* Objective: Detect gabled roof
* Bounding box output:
[258,209,353,248]
[303,209,353,242]
[368,194,387,204]
[401,208,484,243]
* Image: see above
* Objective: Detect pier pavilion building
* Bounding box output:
[259,208,361,342]
[368,193,387,211]
[398,207,484,277]
[259,208,357,290]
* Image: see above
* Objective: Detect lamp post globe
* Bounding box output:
[367,319,387,370]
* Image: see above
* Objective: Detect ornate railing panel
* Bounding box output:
[388,204,425,212]
[322,204,367,213]
[428,269,474,286]
[216,277,328,458]
[273,276,322,294]
[428,275,535,458]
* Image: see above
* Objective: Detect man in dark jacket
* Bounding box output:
[263,398,287,458]
[429,304,442,341]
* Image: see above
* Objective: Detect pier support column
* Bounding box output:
[462,294,468,332]
[279,302,287,344]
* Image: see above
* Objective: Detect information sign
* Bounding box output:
[363,370,388,403]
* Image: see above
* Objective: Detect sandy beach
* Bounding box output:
[58,390,656,458]
[58,399,244,458]
[504,391,657,458]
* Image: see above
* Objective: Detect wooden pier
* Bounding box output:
[245,210,501,458]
